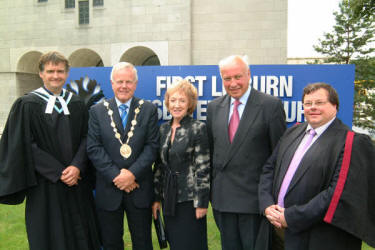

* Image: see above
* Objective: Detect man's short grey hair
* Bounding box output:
[110,62,138,82]
[218,55,250,71]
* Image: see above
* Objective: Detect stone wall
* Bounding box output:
[0,0,287,128]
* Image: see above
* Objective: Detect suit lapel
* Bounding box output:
[109,98,125,135]
[126,98,137,130]
[286,119,341,195]
[223,89,262,167]
[160,123,172,165]
[274,124,307,196]
[218,95,231,144]
[109,97,138,140]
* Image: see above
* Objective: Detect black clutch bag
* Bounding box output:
[154,210,168,249]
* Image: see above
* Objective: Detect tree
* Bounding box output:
[314,0,375,133]
[352,58,375,135]
[350,0,375,19]
[313,0,375,64]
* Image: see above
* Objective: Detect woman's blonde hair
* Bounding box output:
[164,79,198,115]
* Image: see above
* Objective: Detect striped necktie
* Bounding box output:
[119,104,128,128]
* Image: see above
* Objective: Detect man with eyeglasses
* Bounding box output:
[259,82,375,250]
[207,55,286,250]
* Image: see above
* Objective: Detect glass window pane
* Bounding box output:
[93,0,103,6]
[79,1,89,25]
[65,0,75,8]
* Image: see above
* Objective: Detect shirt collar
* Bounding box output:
[230,84,251,105]
[115,97,132,108]
[307,116,336,136]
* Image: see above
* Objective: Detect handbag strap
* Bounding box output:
[324,130,355,223]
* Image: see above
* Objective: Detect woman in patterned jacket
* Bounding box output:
[152,79,210,250]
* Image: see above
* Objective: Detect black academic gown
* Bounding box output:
[324,133,375,248]
[0,90,101,250]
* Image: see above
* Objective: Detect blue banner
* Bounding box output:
[65,65,355,127]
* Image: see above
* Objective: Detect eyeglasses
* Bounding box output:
[303,100,328,108]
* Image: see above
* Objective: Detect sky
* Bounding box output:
[288,0,341,58]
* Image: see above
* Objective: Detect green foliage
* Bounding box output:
[353,58,375,133]
[350,0,375,19]
[314,0,375,132]
[313,0,375,64]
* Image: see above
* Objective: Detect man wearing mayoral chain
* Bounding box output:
[0,51,101,250]
[87,62,159,250]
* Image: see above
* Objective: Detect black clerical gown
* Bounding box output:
[0,90,101,250]
[324,133,375,248]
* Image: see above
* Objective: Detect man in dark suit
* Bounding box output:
[207,55,286,250]
[87,62,159,250]
[258,82,371,250]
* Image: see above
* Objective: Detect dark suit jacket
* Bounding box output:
[87,97,159,211]
[258,118,362,250]
[207,88,286,214]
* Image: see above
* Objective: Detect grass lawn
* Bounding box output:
[0,202,373,250]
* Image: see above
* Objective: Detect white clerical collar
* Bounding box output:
[32,87,72,115]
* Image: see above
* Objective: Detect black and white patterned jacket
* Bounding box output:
[153,115,210,208]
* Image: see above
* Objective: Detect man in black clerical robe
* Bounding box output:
[0,51,101,250]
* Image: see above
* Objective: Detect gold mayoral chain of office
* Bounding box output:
[103,99,144,159]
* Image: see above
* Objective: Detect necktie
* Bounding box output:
[277,129,317,207]
[119,104,128,128]
[228,99,241,143]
